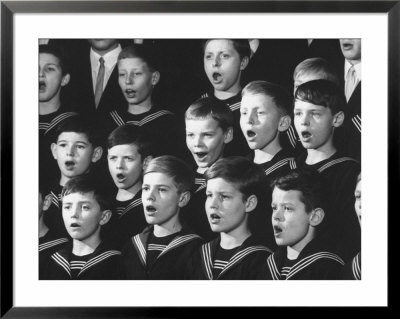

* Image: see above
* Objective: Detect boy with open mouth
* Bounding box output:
[184,97,234,241]
[239,80,296,249]
[121,155,203,279]
[265,168,344,280]
[103,124,155,249]
[200,39,251,157]
[294,80,361,262]
[185,157,272,280]
[41,175,122,280]
[45,116,103,238]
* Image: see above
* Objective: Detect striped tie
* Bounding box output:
[94,56,105,108]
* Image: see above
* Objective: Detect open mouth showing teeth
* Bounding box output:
[247,130,256,138]
[210,213,221,220]
[125,89,136,97]
[39,81,46,90]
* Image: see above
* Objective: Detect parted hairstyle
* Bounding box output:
[185,96,234,132]
[293,57,340,86]
[117,44,159,72]
[39,44,70,75]
[295,79,346,115]
[205,156,266,201]
[61,175,111,211]
[203,39,251,60]
[53,115,102,147]
[107,124,155,159]
[143,155,195,194]
[241,80,293,115]
[271,168,326,213]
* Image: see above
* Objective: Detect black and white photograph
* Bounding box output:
[1,0,394,315]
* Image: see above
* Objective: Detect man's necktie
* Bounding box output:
[345,65,356,102]
[94,56,105,108]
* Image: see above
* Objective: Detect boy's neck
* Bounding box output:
[39,98,61,115]
[72,234,101,256]
[128,101,153,115]
[306,146,336,165]
[39,216,49,238]
[286,246,300,260]
[196,166,208,174]
[254,141,282,164]
[153,213,182,237]
[116,182,142,201]
[214,86,241,101]
[219,226,251,250]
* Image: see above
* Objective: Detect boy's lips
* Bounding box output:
[246,130,257,140]
[212,72,222,83]
[39,81,46,91]
[65,161,76,170]
[273,225,283,236]
[70,223,81,229]
[145,205,157,216]
[125,89,136,98]
[116,173,126,183]
[209,213,221,224]
[300,131,312,142]
[194,152,208,161]
[341,43,353,50]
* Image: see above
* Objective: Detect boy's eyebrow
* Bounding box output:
[57,139,89,145]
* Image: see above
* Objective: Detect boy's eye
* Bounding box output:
[142,186,149,191]
[221,53,230,59]
[284,205,293,211]
[294,111,301,116]
[312,112,321,117]
[82,205,90,211]
[186,133,194,138]
[204,54,212,60]
[76,144,86,150]
[63,205,71,210]
[221,194,230,200]
[108,156,116,161]
[134,72,142,76]
[158,188,168,193]
[206,193,212,198]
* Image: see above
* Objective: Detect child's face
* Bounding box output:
[118,58,158,108]
[271,187,312,251]
[62,191,106,242]
[142,172,182,227]
[240,94,283,151]
[204,40,245,93]
[108,144,143,192]
[354,179,361,223]
[294,100,338,151]
[205,177,250,235]
[186,118,230,169]
[52,132,98,180]
[340,39,361,62]
[39,53,69,103]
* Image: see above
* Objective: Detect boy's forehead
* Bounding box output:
[63,191,96,202]
[205,39,235,51]
[108,143,139,154]
[186,117,221,131]
[57,131,91,143]
[143,172,176,187]
[118,57,148,69]
[39,53,61,65]
[241,93,277,109]
[207,177,238,191]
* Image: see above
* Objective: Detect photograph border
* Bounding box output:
[1,0,397,317]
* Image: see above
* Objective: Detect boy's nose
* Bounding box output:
[66,146,75,156]
[125,75,133,85]
[212,56,221,67]
[70,206,80,218]
[116,158,124,169]
[301,114,310,126]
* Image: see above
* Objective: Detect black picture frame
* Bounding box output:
[1,0,396,317]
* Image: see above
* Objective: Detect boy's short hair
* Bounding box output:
[107,124,154,159]
[61,175,111,211]
[39,44,70,75]
[205,156,266,201]
[295,79,345,115]
[117,44,159,71]
[271,168,325,213]
[241,80,293,115]
[185,97,234,132]
[143,155,195,194]
[293,57,340,86]
[203,39,251,60]
[54,115,101,147]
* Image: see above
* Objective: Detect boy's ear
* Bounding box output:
[61,73,71,87]
[151,71,160,86]
[240,56,250,71]
[42,194,53,211]
[223,127,234,144]
[332,111,345,128]
[245,194,258,213]
[178,191,191,208]
[309,208,325,226]
[51,143,58,160]
[142,155,153,172]
[91,146,103,163]
[278,115,291,132]
[99,210,112,226]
